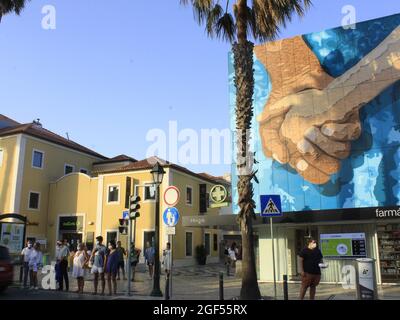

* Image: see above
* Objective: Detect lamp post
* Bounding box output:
[150,162,165,297]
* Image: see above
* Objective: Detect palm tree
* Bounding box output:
[0,0,30,23]
[181,0,312,300]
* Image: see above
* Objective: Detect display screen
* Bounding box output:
[320,233,367,258]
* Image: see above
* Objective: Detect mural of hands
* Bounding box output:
[256,26,400,185]
[258,88,362,184]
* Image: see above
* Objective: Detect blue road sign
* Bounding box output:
[260,195,282,217]
[163,207,180,227]
[123,210,129,220]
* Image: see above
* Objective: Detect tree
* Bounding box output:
[181,0,312,300]
[0,0,30,23]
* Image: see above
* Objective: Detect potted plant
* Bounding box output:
[195,244,207,265]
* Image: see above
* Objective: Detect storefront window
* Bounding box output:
[378,224,400,283]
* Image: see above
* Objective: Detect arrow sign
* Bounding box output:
[260,195,282,217]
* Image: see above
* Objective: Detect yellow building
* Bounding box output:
[0,114,230,266]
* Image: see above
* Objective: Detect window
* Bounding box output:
[204,233,211,256]
[144,184,156,201]
[186,186,193,205]
[106,231,118,245]
[213,234,218,251]
[28,192,40,210]
[0,149,3,167]
[185,232,193,257]
[64,164,75,175]
[32,150,44,169]
[80,168,88,175]
[108,185,120,203]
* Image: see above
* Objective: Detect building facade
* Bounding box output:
[230,14,400,284]
[0,115,229,266]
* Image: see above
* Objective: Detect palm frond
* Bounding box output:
[0,0,30,22]
[215,12,236,43]
[206,4,223,37]
[181,0,215,25]
[252,0,312,42]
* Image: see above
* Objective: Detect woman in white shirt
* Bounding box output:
[72,243,89,294]
[162,242,172,276]
[28,242,43,290]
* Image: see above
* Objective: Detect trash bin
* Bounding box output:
[355,258,378,300]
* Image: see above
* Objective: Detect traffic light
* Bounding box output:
[129,195,141,220]
[118,219,128,235]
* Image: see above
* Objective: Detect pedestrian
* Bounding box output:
[116,241,127,280]
[129,243,141,282]
[57,239,70,291]
[72,243,88,294]
[162,242,172,276]
[105,241,118,296]
[144,241,155,279]
[21,240,34,289]
[90,236,106,295]
[224,245,231,276]
[228,242,238,271]
[28,242,43,290]
[299,238,324,300]
[54,240,63,289]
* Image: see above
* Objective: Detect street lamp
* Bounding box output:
[150,162,165,297]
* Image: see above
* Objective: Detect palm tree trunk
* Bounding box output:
[233,0,261,301]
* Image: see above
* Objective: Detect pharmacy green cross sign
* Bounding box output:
[210,185,229,208]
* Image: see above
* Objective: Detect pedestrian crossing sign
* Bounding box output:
[260,195,282,217]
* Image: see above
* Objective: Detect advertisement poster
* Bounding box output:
[320,233,367,257]
[0,223,25,254]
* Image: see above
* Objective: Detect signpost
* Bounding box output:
[162,206,179,299]
[260,195,283,300]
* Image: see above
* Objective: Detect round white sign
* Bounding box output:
[164,186,180,207]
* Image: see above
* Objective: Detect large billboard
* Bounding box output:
[230,14,400,213]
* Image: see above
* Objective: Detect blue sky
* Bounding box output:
[0,0,399,176]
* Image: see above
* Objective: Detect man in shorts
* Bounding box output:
[90,236,107,295]
[299,238,324,300]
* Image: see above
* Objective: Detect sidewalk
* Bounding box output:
[11,263,400,300]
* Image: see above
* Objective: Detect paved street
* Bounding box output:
[1,263,400,300]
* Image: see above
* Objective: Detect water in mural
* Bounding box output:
[231,14,400,213]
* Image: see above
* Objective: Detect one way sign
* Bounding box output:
[260,195,282,217]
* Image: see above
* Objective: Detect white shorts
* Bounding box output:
[91,265,104,274]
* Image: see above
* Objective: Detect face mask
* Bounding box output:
[28,244,32,248]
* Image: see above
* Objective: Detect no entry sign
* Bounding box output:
[164,186,180,207]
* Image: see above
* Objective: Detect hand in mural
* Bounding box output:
[258,89,362,184]
[257,26,400,184]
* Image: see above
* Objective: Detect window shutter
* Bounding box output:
[125,177,132,209]
[199,184,207,213]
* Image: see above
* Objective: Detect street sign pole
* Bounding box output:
[270,217,277,300]
[127,217,132,296]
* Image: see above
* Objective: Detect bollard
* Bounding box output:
[219,272,224,300]
[283,275,289,300]
[165,273,170,300]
